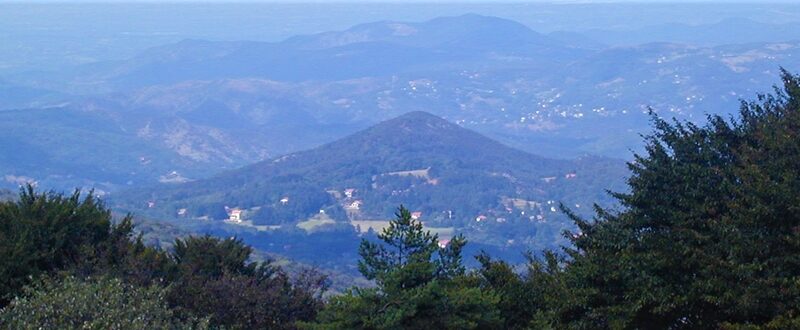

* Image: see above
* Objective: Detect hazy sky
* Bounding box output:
[7,0,800,3]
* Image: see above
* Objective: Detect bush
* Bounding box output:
[0,276,206,329]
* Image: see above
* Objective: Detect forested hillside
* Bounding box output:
[114,111,625,256]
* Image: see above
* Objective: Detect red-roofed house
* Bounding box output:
[228,208,243,223]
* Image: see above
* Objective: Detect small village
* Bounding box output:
[146,168,584,250]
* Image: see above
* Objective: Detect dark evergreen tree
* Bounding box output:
[305,206,501,329]
[555,70,800,329]
[474,251,567,329]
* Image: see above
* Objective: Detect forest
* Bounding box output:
[1,70,800,329]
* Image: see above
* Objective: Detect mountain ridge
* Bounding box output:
[115,111,625,242]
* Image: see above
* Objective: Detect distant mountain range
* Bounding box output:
[16,14,575,93]
[574,17,800,47]
[1,14,799,192]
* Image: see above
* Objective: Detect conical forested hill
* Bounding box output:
[116,111,625,234]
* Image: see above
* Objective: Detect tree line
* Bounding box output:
[0,185,326,329]
[2,70,800,329]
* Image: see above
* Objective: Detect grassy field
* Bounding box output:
[351,220,393,234]
[385,168,430,179]
[296,214,336,232]
[350,219,453,240]
[503,197,541,209]
[425,226,455,240]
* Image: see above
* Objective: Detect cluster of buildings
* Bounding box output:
[341,188,364,211]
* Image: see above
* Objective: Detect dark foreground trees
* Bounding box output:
[0,187,326,329]
[541,69,800,329]
[168,235,326,328]
[0,276,208,329]
[304,206,501,329]
[0,186,144,306]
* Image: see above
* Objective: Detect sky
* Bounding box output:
[6,0,800,3]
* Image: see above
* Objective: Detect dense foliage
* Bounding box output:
[0,187,326,329]
[0,186,134,305]
[546,69,800,328]
[0,276,206,329]
[168,235,326,329]
[305,206,501,329]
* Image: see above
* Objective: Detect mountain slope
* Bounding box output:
[115,112,626,247]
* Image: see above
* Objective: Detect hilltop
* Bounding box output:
[115,111,625,249]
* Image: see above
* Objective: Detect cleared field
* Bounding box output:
[425,226,455,240]
[351,219,454,240]
[503,197,541,209]
[297,214,336,232]
[351,220,392,233]
[385,168,430,179]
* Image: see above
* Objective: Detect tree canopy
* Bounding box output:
[306,206,501,329]
[0,186,327,329]
[550,69,800,329]
[0,276,207,329]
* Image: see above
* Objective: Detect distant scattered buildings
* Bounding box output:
[344,188,356,198]
[347,200,363,210]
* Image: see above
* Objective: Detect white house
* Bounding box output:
[344,188,357,198]
[228,208,243,222]
[347,200,363,210]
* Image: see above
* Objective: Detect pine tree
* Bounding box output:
[306,205,500,329]
[556,69,800,329]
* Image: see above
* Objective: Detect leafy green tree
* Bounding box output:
[168,235,326,329]
[0,276,206,329]
[306,206,501,329]
[0,185,145,306]
[73,215,176,288]
[555,69,800,328]
[172,234,256,278]
[474,251,567,329]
